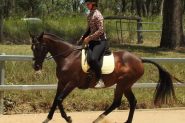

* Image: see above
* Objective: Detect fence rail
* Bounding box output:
[104,16,163,44]
[0,83,185,91]
[0,54,185,114]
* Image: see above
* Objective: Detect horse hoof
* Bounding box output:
[67,116,72,123]
[43,118,50,123]
[93,115,105,123]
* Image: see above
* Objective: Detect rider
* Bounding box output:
[78,0,107,88]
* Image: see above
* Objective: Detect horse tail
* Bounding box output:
[141,58,177,105]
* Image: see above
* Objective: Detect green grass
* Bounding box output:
[1,44,185,114]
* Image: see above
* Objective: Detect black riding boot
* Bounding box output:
[94,66,105,88]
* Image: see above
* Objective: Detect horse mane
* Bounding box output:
[44,33,65,41]
[43,33,73,47]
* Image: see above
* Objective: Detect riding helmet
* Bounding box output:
[84,0,99,4]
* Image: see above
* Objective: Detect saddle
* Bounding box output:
[81,49,115,74]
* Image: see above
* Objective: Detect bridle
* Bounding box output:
[31,41,48,61]
[45,48,75,60]
[32,41,84,61]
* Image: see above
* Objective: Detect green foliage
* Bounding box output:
[2,0,170,19]
[0,0,168,44]
[15,0,42,17]
[44,16,86,41]
[3,16,87,43]
[3,19,29,43]
[3,15,164,44]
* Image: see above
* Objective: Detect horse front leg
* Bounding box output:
[57,81,77,123]
[43,92,59,123]
[43,82,65,123]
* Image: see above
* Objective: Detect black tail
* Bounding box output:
[141,58,177,105]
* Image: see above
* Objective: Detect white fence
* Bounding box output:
[0,54,185,114]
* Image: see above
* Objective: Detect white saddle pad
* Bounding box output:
[81,49,115,74]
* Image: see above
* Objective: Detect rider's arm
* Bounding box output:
[82,27,91,40]
[88,14,104,41]
[77,26,90,45]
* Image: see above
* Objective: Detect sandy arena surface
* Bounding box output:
[0,108,185,123]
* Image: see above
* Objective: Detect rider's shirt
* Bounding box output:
[87,9,106,41]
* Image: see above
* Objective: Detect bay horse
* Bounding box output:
[31,32,177,123]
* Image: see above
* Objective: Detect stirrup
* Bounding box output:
[94,79,105,88]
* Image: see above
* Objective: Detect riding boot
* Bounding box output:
[84,69,95,88]
[94,67,105,88]
[94,78,105,88]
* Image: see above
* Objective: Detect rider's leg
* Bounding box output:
[88,40,106,88]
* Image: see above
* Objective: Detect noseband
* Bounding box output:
[31,42,48,61]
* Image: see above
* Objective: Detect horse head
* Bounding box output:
[31,32,48,71]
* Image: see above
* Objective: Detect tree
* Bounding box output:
[16,0,42,17]
[71,0,81,12]
[160,0,184,49]
[136,0,147,17]
[0,0,5,43]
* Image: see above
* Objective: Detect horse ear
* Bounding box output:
[29,31,35,39]
[38,32,45,40]
[29,31,36,43]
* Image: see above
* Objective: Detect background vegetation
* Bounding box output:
[0,0,173,44]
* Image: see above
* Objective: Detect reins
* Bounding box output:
[46,45,85,60]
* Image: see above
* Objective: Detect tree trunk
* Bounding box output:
[121,0,126,13]
[0,16,3,43]
[0,0,4,43]
[130,0,135,14]
[142,1,147,17]
[160,0,164,16]
[146,0,152,16]
[160,0,183,49]
[136,0,142,16]
[136,0,147,17]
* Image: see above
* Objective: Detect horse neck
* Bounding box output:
[46,38,73,59]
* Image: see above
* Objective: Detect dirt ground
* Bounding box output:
[0,108,185,123]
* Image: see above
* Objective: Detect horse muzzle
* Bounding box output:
[33,63,42,71]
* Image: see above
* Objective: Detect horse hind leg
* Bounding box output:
[93,84,124,123]
[124,88,137,123]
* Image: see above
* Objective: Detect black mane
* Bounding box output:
[42,32,74,47]
[44,33,65,42]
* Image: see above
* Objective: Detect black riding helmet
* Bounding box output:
[84,0,99,4]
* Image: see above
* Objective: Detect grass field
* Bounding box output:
[0,43,185,114]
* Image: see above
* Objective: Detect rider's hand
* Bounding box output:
[84,37,90,44]
[76,36,83,45]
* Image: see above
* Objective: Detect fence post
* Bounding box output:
[137,18,143,44]
[0,53,5,114]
